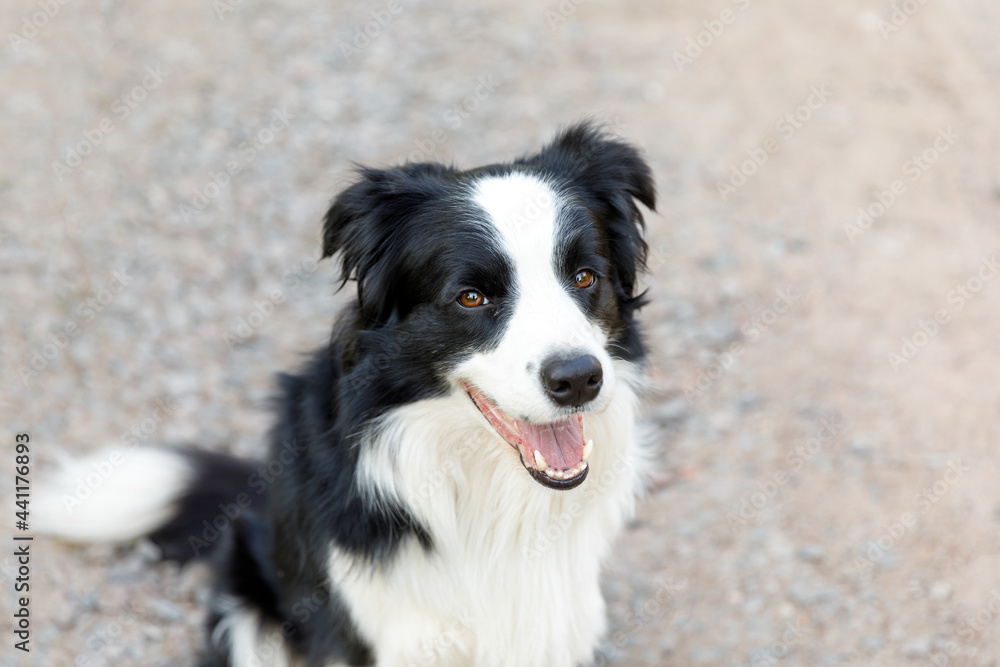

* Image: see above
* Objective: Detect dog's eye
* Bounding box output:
[573,270,596,289]
[458,290,488,308]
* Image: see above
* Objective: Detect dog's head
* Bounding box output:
[324,123,655,490]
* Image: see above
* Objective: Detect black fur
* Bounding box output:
[148,450,261,563]
[148,122,655,666]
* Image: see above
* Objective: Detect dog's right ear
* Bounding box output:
[525,122,655,304]
[322,163,453,325]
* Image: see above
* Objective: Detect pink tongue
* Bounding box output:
[518,416,585,469]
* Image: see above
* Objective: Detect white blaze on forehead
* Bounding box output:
[473,172,561,281]
[463,172,615,424]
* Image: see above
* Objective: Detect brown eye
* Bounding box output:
[458,290,487,308]
[573,270,596,289]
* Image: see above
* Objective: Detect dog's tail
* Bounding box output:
[35,447,262,562]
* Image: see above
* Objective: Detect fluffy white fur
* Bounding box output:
[348,371,644,667]
[34,447,193,543]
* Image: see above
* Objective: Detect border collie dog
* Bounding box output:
[38,123,656,667]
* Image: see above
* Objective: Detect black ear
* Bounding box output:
[322,163,453,325]
[526,122,656,300]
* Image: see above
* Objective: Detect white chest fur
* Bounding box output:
[335,375,645,667]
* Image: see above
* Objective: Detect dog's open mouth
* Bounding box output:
[464,383,591,490]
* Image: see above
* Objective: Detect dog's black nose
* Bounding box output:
[541,355,603,407]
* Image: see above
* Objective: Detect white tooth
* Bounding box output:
[582,439,593,462]
[534,450,548,471]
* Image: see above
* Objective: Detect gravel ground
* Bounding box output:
[3,0,1000,665]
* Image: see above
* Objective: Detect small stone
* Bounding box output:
[698,250,737,272]
[691,645,726,662]
[732,394,759,414]
[178,561,213,601]
[149,598,185,622]
[642,81,665,102]
[876,548,899,570]
[929,581,953,600]
[133,539,163,563]
[194,586,213,606]
[796,544,826,562]
[658,633,677,653]
[848,438,876,457]
[701,319,739,344]
[901,636,931,657]
[788,583,840,606]
[860,635,885,652]
[650,397,690,427]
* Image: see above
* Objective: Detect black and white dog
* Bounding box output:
[38,123,657,666]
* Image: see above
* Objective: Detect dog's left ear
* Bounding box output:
[322,163,453,325]
[526,122,656,300]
